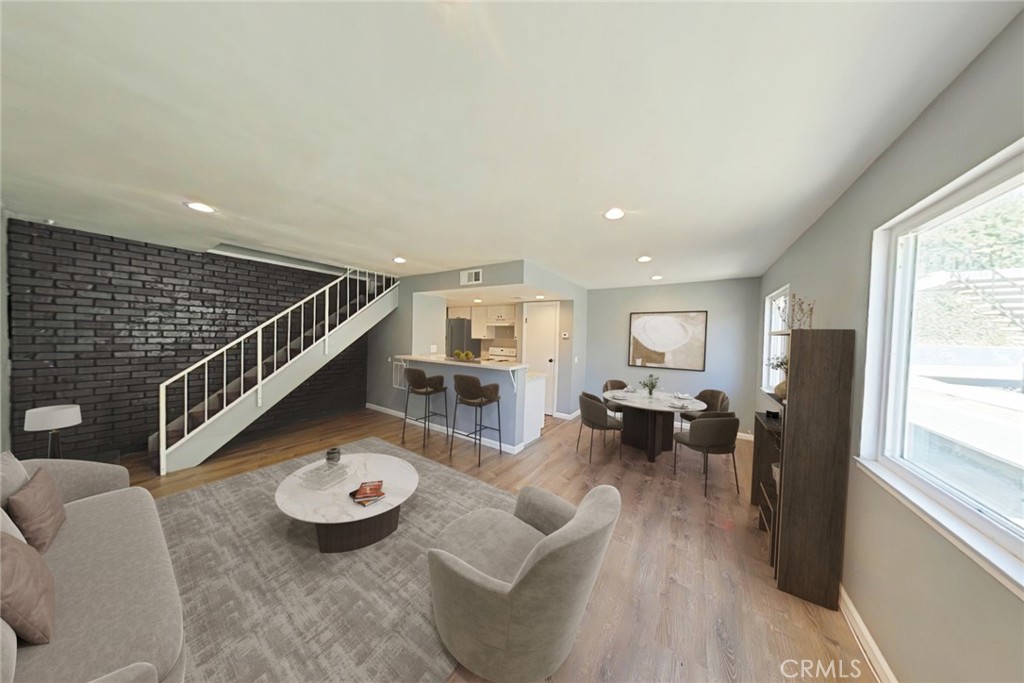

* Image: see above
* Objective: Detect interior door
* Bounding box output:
[523,302,559,415]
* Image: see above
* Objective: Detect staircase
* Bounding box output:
[150,268,399,474]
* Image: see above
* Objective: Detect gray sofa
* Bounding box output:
[428,485,621,683]
[1,456,186,683]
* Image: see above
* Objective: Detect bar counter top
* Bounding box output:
[396,354,529,371]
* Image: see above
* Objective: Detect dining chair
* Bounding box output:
[601,379,627,416]
[680,389,731,422]
[672,415,740,495]
[577,392,623,462]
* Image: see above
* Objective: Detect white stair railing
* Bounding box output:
[157,267,398,472]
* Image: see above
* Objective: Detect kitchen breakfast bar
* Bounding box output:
[396,355,546,453]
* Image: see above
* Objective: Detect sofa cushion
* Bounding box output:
[0,533,55,644]
[7,469,66,554]
[0,510,25,545]
[0,452,28,509]
[433,508,544,584]
[13,487,184,683]
[1,620,16,683]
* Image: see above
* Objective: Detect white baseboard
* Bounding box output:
[364,402,524,455]
[553,409,580,420]
[839,585,895,683]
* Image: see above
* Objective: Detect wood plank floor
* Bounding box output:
[126,409,871,683]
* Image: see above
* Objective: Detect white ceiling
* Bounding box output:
[2,3,1019,289]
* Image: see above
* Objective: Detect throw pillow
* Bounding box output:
[7,469,66,553]
[0,510,24,545]
[0,451,29,509]
[0,532,55,644]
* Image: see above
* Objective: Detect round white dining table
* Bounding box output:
[603,389,707,461]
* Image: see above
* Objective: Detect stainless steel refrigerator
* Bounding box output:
[446,318,481,357]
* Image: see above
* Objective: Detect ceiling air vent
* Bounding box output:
[460,269,483,286]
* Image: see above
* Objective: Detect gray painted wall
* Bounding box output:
[585,278,761,433]
[760,13,1023,682]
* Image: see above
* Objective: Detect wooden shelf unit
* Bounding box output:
[751,328,854,610]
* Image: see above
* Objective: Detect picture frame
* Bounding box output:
[628,310,707,371]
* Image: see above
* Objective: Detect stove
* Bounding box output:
[487,347,518,363]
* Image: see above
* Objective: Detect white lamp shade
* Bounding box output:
[24,405,82,432]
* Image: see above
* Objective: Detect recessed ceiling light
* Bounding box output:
[637,255,651,263]
[473,298,483,303]
[604,207,625,221]
[392,256,407,264]
[535,295,546,299]
[43,219,56,225]
[651,275,664,281]
[184,201,216,213]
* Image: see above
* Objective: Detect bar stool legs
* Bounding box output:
[448,398,502,466]
[401,386,448,448]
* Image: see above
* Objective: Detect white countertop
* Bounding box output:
[398,354,528,371]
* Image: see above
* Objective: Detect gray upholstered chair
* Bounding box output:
[679,389,731,422]
[428,485,621,683]
[577,392,622,462]
[601,379,627,415]
[673,415,741,494]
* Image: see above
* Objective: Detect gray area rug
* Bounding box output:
[156,437,516,683]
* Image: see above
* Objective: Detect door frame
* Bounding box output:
[523,301,560,415]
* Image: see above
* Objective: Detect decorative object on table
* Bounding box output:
[773,293,815,331]
[326,447,341,463]
[767,354,789,399]
[349,480,385,507]
[452,349,476,362]
[300,460,350,490]
[638,373,659,397]
[23,405,82,459]
[628,310,707,371]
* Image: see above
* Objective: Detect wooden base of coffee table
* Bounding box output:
[314,504,401,553]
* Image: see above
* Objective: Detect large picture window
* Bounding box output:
[865,141,1023,570]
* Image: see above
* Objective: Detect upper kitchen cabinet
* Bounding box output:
[486,305,515,324]
[447,306,471,320]
[471,307,493,339]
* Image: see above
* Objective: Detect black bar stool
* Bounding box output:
[402,368,449,447]
[449,374,502,466]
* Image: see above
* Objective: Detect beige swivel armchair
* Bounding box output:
[428,485,621,683]
[679,388,731,422]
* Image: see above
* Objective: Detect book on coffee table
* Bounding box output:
[349,480,385,506]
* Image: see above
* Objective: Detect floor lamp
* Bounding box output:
[24,405,82,459]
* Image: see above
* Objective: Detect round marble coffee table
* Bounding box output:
[275,452,419,553]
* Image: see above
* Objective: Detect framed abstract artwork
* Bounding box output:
[628,310,707,371]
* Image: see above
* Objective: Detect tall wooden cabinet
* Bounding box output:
[751,328,854,610]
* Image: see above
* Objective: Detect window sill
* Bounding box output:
[856,458,1024,599]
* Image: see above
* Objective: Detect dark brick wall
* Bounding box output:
[6,219,367,460]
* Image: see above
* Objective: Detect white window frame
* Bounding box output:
[861,139,1024,597]
[762,284,790,390]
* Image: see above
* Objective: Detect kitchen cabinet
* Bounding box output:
[486,305,515,324]
[471,307,492,339]
[447,306,471,320]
